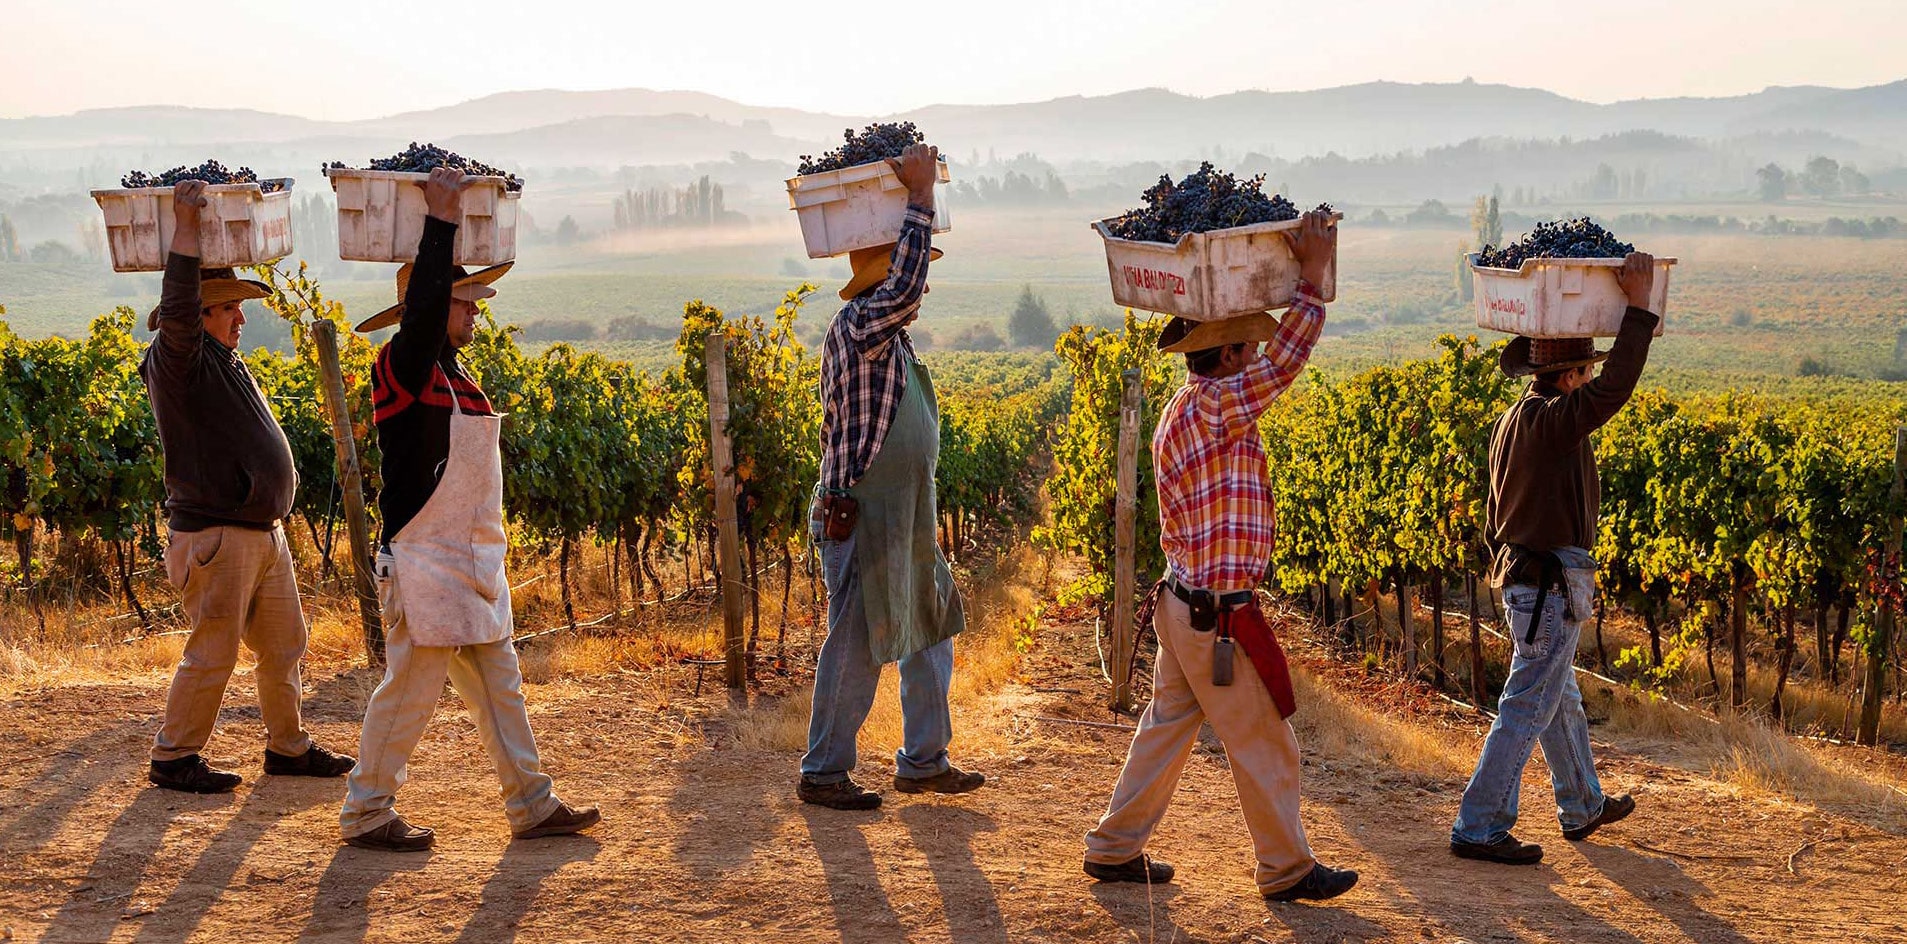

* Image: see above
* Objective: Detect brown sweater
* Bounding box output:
[1487,307,1660,555]
[139,252,297,532]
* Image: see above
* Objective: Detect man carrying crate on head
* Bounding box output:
[797,142,986,811]
[338,167,598,852]
[1447,252,1659,866]
[141,179,356,794]
[1084,210,1360,903]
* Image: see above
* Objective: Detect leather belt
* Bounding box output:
[1166,575,1253,611]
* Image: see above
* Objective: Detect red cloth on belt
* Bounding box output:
[1220,602,1298,719]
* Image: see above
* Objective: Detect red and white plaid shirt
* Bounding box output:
[1153,287,1326,592]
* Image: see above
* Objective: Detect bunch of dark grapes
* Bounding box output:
[797,122,929,176]
[122,160,284,193]
[1104,163,1326,242]
[1475,217,1635,269]
[326,142,523,192]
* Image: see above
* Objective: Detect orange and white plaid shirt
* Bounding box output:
[1154,286,1326,592]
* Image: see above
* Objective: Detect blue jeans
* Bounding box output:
[1452,581,1605,844]
[801,530,954,783]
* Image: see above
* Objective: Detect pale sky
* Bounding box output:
[4,0,1901,120]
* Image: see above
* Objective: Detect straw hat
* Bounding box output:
[354,261,514,333]
[1498,335,1611,379]
[1156,312,1289,355]
[146,268,270,331]
[838,244,944,301]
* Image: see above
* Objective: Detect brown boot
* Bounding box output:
[894,765,985,795]
[345,815,435,853]
[799,776,882,810]
[515,802,601,840]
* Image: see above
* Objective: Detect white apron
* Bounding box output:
[386,404,512,647]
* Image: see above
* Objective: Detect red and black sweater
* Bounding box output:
[372,216,494,545]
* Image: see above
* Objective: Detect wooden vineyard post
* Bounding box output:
[1858,426,1906,745]
[312,321,384,665]
[1110,369,1142,713]
[706,332,748,690]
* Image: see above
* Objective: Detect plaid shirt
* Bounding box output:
[1154,287,1326,592]
[817,204,936,492]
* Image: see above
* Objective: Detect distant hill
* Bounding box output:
[4,79,1903,173]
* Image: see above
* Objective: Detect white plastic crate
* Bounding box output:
[1091,213,1341,322]
[1469,254,1674,338]
[90,180,295,273]
[323,168,520,266]
[785,160,950,259]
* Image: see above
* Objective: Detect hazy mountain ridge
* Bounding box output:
[4,79,1903,170]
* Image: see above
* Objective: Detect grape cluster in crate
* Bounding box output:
[121,160,286,193]
[1103,162,1326,244]
[325,142,523,192]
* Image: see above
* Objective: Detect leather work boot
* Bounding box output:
[893,766,986,795]
[1450,834,1545,865]
[515,802,602,840]
[1563,793,1636,841]
[345,815,435,852]
[263,743,356,778]
[149,754,242,794]
[1266,862,1360,902]
[1084,854,1176,884]
[798,776,882,811]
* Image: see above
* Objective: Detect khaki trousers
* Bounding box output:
[152,525,312,763]
[339,552,559,838]
[1085,593,1315,895]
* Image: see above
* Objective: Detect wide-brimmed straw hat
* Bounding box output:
[839,244,944,301]
[354,261,513,333]
[1156,312,1287,355]
[146,268,271,331]
[1498,335,1611,378]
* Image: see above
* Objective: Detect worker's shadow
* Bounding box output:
[300,842,435,943]
[1086,875,1192,944]
[897,804,1007,944]
[36,786,195,944]
[450,835,600,944]
[797,804,907,944]
[132,778,336,944]
[1579,842,1755,944]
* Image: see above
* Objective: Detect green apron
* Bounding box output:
[850,357,966,664]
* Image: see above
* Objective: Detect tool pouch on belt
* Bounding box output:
[1221,601,1299,719]
[1493,544,1564,645]
[1212,629,1236,687]
[821,494,859,541]
[1186,592,1219,633]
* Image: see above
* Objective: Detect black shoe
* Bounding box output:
[263,743,355,778]
[1084,854,1175,884]
[1562,794,1635,842]
[515,802,602,840]
[149,754,242,794]
[345,814,435,852]
[798,776,882,810]
[1450,834,1544,865]
[894,766,986,795]
[1266,862,1360,902]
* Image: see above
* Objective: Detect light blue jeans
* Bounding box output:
[1451,578,1606,845]
[801,530,954,784]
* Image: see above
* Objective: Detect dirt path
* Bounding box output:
[4,613,1906,943]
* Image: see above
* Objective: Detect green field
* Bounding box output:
[4,206,1904,384]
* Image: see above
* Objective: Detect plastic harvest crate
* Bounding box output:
[786,160,950,259]
[1091,213,1340,322]
[1469,254,1674,338]
[323,168,519,266]
[90,180,295,273]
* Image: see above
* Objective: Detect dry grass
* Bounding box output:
[1288,667,1472,778]
[1592,678,1907,833]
